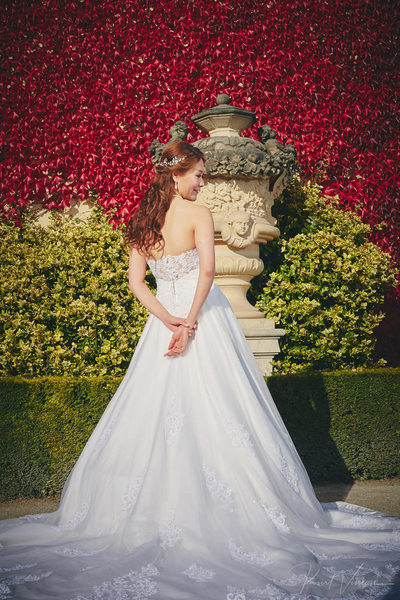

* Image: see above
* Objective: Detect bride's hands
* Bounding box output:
[163,313,197,334]
[163,314,197,333]
[164,320,197,357]
[164,325,189,357]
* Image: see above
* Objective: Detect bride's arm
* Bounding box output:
[128,247,190,332]
[184,206,215,328]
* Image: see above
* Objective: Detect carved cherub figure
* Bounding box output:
[258,124,277,143]
[148,121,188,164]
[148,139,164,164]
[221,211,253,248]
[168,121,188,142]
[258,124,296,158]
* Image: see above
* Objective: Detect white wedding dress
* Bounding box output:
[1,247,400,599]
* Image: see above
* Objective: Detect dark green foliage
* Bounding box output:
[0,376,121,499]
[268,369,400,483]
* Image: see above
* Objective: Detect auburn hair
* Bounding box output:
[123,141,206,257]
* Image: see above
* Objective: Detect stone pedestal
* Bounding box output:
[214,242,284,376]
[150,94,297,375]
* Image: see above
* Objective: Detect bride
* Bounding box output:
[0,141,399,599]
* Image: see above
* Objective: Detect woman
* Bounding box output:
[0,141,399,599]
[125,141,213,359]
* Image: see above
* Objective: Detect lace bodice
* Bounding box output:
[147,247,202,317]
[147,247,199,281]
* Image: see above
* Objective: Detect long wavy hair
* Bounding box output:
[123,141,206,257]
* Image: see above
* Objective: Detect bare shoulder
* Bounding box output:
[175,201,213,226]
[190,204,213,220]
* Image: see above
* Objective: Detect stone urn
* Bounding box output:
[149,94,297,375]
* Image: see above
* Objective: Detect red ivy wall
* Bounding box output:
[1,0,399,358]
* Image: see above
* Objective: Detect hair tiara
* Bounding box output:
[158,155,186,168]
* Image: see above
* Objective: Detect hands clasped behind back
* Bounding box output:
[164,318,198,357]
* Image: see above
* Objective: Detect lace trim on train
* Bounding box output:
[323,502,400,531]
[361,540,400,552]
[182,562,216,582]
[67,563,159,600]
[164,393,185,446]
[259,501,291,533]
[54,544,108,558]
[92,416,119,455]
[121,471,145,514]
[56,494,91,531]
[229,539,274,568]
[19,512,50,523]
[249,494,291,533]
[159,506,183,549]
[223,415,255,457]
[147,248,199,281]
[0,564,37,573]
[202,461,235,512]
[0,571,53,598]
[277,444,300,493]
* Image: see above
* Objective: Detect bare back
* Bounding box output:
[146,196,199,260]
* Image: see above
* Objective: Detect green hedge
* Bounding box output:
[0,370,399,500]
[0,376,121,500]
[268,368,400,482]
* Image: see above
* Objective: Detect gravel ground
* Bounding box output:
[1,478,400,520]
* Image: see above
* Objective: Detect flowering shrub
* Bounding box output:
[1,0,399,278]
[255,179,397,373]
[0,209,150,376]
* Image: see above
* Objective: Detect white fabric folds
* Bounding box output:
[1,247,399,599]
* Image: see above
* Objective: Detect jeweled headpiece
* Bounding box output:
[158,155,186,168]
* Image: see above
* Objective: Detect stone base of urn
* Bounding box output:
[215,277,285,377]
[240,320,285,377]
[214,243,285,376]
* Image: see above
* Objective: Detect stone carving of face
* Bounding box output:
[232,212,251,237]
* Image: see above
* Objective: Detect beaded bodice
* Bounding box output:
[147,247,201,317]
[147,247,200,281]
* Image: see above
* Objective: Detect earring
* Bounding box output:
[174,181,178,191]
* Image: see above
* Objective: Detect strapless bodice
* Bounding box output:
[147,247,202,317]
[146,247,200,281]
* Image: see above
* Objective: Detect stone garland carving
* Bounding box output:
[193,178,279,222]
[149,120,296,180]
[212,255,263,278]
